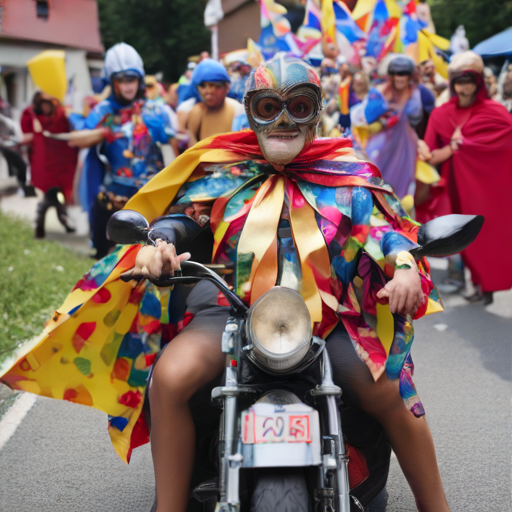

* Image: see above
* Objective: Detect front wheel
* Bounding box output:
[250,469,311,512]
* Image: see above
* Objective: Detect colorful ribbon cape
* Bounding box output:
[0,130,442,464]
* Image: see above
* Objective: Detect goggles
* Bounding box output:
[389,71,412,77]
[114,72,140,84]
[249,90,320,125]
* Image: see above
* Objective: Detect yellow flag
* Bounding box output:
[418,30,448,79]
[422,30,450,51]
[321,0,336,41]
[247,38,264,68]
[351,0,377,20]
[384,0,402,19]
[26,50,67,102]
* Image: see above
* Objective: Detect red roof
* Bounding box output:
[0,0,104,53]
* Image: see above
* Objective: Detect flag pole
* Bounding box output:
[211,24,219,61]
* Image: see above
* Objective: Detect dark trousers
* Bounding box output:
[1,147,27,186]
[90,196,116,259]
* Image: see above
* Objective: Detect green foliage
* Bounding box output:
[96,0,211,82]
[0,213,91,363]
[429,0,512,47]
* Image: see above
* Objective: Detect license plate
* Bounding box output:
[242,404,313,444]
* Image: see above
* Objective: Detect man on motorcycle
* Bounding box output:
[71,43,175,259]
[1,55,449,512]
[128,54,450,512]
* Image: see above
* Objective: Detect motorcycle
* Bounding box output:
[108,210,483,512]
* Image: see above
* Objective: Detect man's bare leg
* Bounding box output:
[358,374,450,512]
[149,329,225,512]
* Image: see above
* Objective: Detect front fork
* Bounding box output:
[215,319,351,512]
[215,318,252,512]
[312,349,351,512]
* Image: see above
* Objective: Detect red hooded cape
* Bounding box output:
[423,95,512,292]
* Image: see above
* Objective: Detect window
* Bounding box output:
[36,0,49,19]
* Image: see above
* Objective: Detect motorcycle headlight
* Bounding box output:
[246,287,312,373]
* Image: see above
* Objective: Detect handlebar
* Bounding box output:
[123,260,248,317]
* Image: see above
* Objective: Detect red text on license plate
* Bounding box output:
[243,411,311,444]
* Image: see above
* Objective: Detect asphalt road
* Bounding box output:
[0,285,511,512]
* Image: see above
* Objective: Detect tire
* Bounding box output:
[250,469,311,512]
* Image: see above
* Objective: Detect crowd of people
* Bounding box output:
[2,40,511,303]
[1,29,512,512]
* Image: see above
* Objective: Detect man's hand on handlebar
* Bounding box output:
[122,240,191,282]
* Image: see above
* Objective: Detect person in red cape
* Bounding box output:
[21,92,78,238]
[419,51,512,304]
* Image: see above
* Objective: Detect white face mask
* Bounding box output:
[256,119,310,167]
[247,86,321,167]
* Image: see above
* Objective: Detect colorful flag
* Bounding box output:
[333,1,366,43]
[351,0,377,32]
[303,0,322,32]
[259,0,291,40]
[258,0,293,58]
[247,38,264,68]
[378,22,399,60]
[365,0,396,58]
[399,0,426,47]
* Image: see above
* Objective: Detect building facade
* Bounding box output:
[0,0,104,116]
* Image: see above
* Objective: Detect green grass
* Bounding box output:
[0,212,92,363]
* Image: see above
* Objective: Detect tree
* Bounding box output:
[96,0,211,82]
[429,0,512,48]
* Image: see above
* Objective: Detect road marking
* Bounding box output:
[0,393,36,451]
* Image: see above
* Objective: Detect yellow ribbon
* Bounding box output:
[124,136,243,223]
[237,175,284,303]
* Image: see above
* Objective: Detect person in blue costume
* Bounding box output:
[72,43,174,259]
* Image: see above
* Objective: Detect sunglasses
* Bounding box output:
[250,92,318,124]
[389,71,412,77]
[117,76,138,84]
[453,75,476,85]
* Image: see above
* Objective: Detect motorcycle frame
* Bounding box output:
[212,312,352,512]
[123,260,353,511]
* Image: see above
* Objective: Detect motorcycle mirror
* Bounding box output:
[410,214,484,258]
[106,209,150,245]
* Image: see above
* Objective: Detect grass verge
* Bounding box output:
[0,212,92,364]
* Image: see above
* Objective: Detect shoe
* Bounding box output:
[463,290,482,302]
[463,290,493,305]
[34,224,45,239]
[482,292,493,306]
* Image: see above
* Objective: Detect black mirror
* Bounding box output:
[106,210,150,245]
[410,214,484,258]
